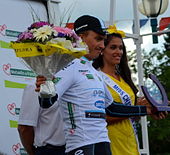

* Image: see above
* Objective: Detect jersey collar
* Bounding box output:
[80,56,93,65]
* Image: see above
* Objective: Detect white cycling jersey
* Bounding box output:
[55,57,113,153]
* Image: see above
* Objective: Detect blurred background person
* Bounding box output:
[18,85,66,155]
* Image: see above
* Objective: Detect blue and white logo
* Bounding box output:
[95,100,105,109]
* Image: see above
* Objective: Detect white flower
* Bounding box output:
[75,38,89,53]
[31,25,54,42]
[53,31,58,37]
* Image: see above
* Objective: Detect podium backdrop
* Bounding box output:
[0,0,48,154]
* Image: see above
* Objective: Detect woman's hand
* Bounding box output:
[151,111,168,120]
[137,96,150,106]
[137,96,153,115]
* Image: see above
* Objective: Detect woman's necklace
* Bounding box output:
[101,68,120,81]
[110,72,120,81]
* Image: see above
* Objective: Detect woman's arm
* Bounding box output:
[106,115,128,125]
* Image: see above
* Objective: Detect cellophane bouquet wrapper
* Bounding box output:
[11,21,87,97]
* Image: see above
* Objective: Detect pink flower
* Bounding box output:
[17,31,33,42]
[53,26,79,41]
[72,32,80,41]
[15,21,80,44]
[29,21,53,29]
[53,27,71,36]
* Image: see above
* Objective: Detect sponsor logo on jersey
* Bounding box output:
[78,69,89,72]
[53,77,62,84]
[75,149,84,155]
[92,90,105,98]
[80,60,86,64]
[94,100,105,109]
[86,74,94,79]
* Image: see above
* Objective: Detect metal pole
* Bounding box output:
[47,0,61,25]
[109,0,116,25]
[133,0,150,154]
[141,29,170,37]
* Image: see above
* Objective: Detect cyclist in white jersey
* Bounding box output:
[36,15,153,155]
[56,56,114,153]
[36,15,113,155]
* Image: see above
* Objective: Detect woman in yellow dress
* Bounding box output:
[93,27,168,154]
[92,28,167,155]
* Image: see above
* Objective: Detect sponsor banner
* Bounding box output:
[4,80,27,89]
[10,68,36,78]
[9,120,18,128]
[0,40,11,49]
[5,29,21,38]
[0,0,54,154]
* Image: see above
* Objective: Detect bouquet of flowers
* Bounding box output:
[11,21,87,97]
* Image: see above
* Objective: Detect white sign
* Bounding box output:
[0,0,48,154]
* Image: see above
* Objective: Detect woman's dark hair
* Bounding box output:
[93,33,138,98]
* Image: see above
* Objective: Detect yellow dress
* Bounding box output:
[106,75,140,155]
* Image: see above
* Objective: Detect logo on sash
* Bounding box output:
[100,72,132,106]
